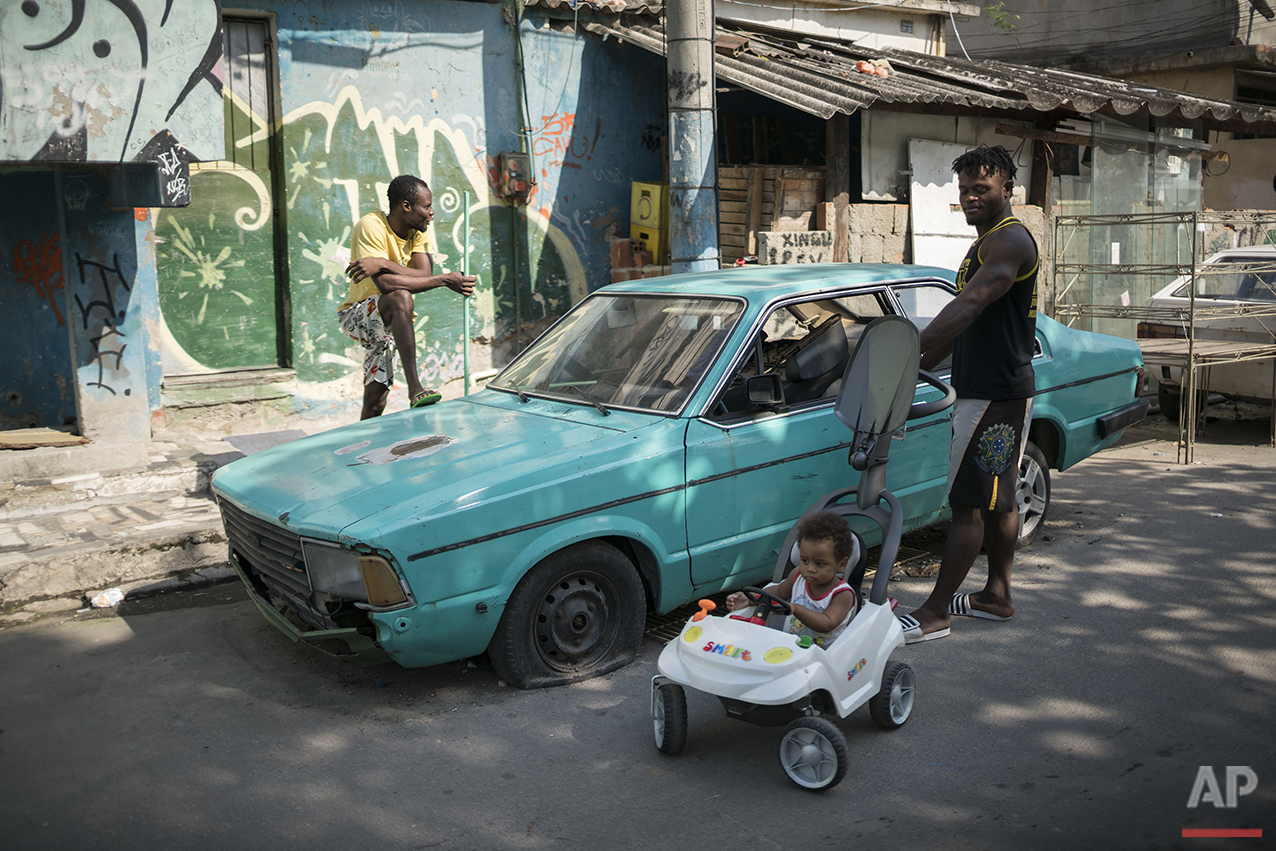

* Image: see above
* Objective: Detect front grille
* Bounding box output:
[218,499,309,598]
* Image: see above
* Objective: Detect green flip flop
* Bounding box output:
[411,391,442,408]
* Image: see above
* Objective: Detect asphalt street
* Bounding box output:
[1,413,1273,850]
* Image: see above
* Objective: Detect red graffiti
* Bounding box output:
[12,231,65,326]
[531,112,594,163]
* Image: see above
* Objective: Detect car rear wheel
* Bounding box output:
[1157,383,1210,423]
[489,541,646,689]
[1016,440,1050,549]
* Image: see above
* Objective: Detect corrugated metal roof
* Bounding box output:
[531,0,664,14]
[582,17,1276,133]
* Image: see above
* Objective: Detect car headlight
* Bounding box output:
[302,540,408,606]
[357,554,409,607]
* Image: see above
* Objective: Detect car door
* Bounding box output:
[684,288,944,593]
[885,279,961,520]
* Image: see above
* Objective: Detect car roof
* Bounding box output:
[1205,246,1276,261]
[595,263,956,300]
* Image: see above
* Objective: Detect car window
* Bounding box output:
[891,282,956,371]
[490,294,743,414]
[1242,271,1276,300]
[708,291,889,421]
[891,283,954,332]
[1171,257,1276,300]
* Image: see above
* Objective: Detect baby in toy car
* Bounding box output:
[725,511,858,648]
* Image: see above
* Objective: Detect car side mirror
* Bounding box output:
[745,374,785,408]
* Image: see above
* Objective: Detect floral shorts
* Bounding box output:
[337,296,395,387]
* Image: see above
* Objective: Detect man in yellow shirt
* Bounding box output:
[338,175,475,418]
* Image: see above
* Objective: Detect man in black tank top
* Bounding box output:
[897,145,1039,645]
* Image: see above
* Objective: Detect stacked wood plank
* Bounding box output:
[719,165,826,265]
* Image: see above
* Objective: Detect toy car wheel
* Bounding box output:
[1015,440,1050,549]
[488,541,646,689]
[869,661,915,729]
[653,682,687,755]
[778,716,847,791]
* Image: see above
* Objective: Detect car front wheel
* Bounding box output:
[488,540,646,689]
[1016,440,1050,549]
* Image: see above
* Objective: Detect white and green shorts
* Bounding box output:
[337,296,395,387]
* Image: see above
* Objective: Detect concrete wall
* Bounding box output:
[718,0,980,54]
[152,1,665,420]
[0,1,224,163]
[1205,140,1276,210]
[951,0,1276,65]
[861,112,1033,203]
[0,167,155,471]
[1119,65,1276,211]
[844,202,1052,309]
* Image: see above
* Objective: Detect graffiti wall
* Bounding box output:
[0,0,225,168]
[0,168,153,439]
[1,171,76,430]
[153,0,665,414]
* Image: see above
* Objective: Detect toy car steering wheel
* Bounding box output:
[741,586,792,619]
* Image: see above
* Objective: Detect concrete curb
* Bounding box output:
[0,527,230,607]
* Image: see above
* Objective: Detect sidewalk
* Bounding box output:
[0,427,323,622]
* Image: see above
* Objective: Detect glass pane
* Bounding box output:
[491,294,743,413]
[891,284,954,332]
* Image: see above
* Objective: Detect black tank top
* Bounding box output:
[951,216,1038,401]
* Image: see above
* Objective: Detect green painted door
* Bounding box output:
[156,17,284,373]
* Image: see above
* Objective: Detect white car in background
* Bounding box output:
[1140,246,1276,419]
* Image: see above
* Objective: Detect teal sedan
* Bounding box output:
[211,264,1147,688]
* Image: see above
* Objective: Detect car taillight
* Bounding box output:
[1135,366,1146,397]
[1136,322,1186,339]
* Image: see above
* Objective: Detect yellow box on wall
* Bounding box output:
[631,182,669,230]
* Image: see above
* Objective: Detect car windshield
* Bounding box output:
[490,293,744,414]
[1173,257,1276,301]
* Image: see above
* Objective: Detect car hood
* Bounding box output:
[211,393,673,540]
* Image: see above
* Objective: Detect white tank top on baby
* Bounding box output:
[786,575,855,647]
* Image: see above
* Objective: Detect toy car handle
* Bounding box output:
[907,370,956,420]
[741,586,793,615]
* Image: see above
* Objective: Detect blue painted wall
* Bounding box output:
[0,170,77,430]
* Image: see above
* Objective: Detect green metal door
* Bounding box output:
[156,17,284,373]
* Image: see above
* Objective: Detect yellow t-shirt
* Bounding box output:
[336,211,432,312]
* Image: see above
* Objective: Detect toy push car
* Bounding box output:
[650,316,954,790]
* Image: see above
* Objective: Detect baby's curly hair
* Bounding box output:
[797,511,853,564]
[952,144,1017,181]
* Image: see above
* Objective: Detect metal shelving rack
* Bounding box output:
[1052,210,1276,463]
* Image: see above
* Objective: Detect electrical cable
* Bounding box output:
[515,3,582,141]
[947,0,972,61]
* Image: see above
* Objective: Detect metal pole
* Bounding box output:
[1182,210,1199,464]
[463,191,471,396]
